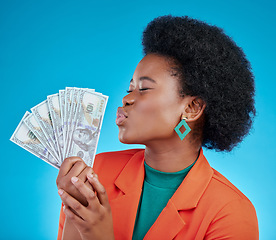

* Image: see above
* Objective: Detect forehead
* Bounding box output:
[133,54,172,79]
[131,54,181,93]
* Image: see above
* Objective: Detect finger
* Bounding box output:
[78,166,94,183]
[71,177,100,208]
[63,204,84,225]
[81,168,95,191]
[58,188,86,219]
[87,173,109,207]
[58,156,84,176]
[66,160,87,179]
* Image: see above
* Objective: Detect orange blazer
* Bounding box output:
[57,149,258,240]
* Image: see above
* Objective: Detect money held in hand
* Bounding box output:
[10,87,108,168]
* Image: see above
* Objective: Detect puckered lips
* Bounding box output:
[116,107,128,126]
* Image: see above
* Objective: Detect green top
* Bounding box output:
[132,161,195,240]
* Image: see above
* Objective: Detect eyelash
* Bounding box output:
[126,88,150,93]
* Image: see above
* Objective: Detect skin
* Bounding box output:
[56,157,114,240]
[56,53,206,239]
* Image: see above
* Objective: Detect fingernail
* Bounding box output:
[87,173,93,179]
[58,189,64,195]
[71,176,78,183]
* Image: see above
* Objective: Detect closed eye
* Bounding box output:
[126,88,151,93]
[139,88,150,92]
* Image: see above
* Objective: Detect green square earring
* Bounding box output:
[174,117,191,140]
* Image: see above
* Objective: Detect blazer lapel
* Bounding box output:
[109,150,145,239]
[144,199,185,240]
[144,149,213,239]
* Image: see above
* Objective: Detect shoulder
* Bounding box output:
[200,165,257,217]
[191,152,255,207]
[209,168,252,203]
[182,152,258,238]
[202,168,258,239]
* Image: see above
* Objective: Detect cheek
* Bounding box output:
[118,93,182,143]
[136,95,168,115]
[153,95,179,114]
[135,99,155,114]
[136,96,180,130]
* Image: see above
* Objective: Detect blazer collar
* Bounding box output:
[114,148,213,208]
[171,148,213,210]
[111,148,214,239]
[114,149,145,194]
[110,150,145,239]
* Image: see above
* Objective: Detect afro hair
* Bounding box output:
[142,15,256,152]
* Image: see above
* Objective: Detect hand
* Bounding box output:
[56,156,94,206]
[58,173,114,240]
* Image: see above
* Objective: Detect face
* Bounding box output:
[116,54,187,145]
[73,128,92,151]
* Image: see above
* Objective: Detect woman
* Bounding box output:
[56,15,259,239]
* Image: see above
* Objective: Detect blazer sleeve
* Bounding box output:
[57,203,65,240]
[204,198,259,240]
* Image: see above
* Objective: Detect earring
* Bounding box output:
[174,116,191,140]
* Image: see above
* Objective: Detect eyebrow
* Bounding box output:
[130,76,157,83]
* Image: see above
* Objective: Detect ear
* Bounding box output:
[183,97,206,122]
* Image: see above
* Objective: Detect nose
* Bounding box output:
[122,92,135,106]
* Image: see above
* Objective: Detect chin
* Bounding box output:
[118,133,142,145]
[118,136,135,144]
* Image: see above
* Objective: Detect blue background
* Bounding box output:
[1,0,275,239]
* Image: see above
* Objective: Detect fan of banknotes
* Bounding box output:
[10,87,108,169]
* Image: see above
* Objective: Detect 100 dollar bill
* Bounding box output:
[66,90,108,166]
[10,87,107,168]
[47,93,64,161]
[31,100,61,162]
[10,112,60,168]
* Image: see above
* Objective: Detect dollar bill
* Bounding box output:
[11,87,108,169]
[64,88,84,158]
[47,93,64,161]
[59,90,65,128]
[59,89,66,152]
[64,88,82,157]
[67,90,108,166]
[31,100,61,162]
[63,87,74,156]
[10,112,60,168]
[24,112,60,162]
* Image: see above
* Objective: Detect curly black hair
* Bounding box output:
[142,15,256,152]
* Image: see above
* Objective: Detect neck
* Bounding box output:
[144,137,201,172]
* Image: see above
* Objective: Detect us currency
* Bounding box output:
[64,88,82,157]
[64,88,84,158]
[31,100,61,162]
[59,90,65,129]
[47,93,64,161]
[10,112,60,169]
[24,112,60,162]
[63,87,74,155]
[67,90,108,166]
